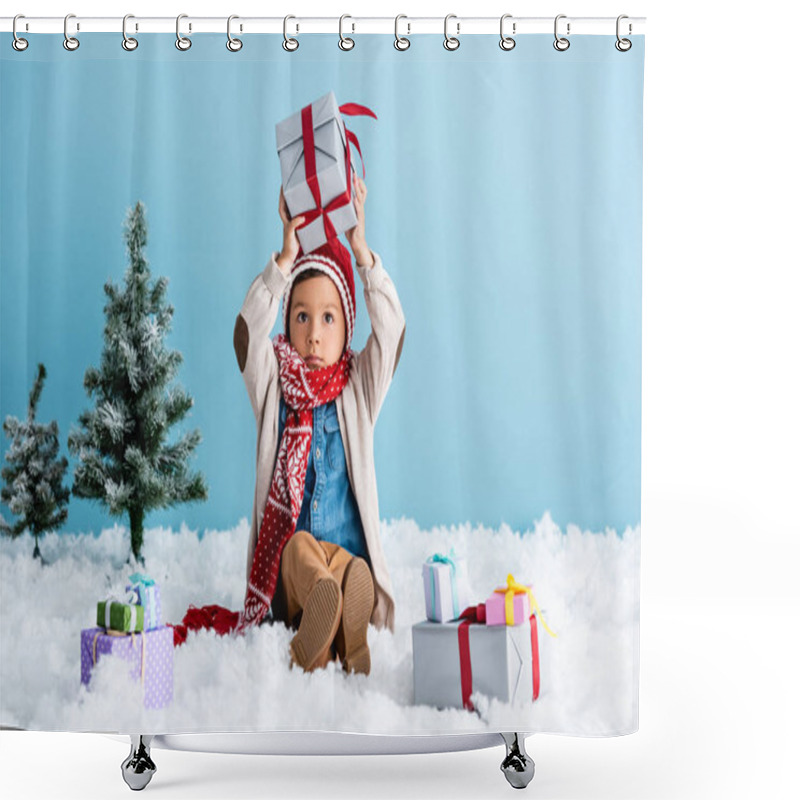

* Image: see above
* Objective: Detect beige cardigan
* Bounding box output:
[233,249,405,632]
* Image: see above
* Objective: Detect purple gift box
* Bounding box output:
[485,589,531,626]
[80,626,173,709]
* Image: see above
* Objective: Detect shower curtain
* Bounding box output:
[0,27,644,737]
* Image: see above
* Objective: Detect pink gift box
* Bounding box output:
[485,589,531,626]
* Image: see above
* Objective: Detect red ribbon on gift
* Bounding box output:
[297,101,377,250]
[530,611,540,701]
[457,604,540,712]
[457,604,485,712]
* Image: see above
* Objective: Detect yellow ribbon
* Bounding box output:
[493,573,557,638]
[92,629,147,684]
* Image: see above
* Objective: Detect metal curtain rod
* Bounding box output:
[1,16,646,36]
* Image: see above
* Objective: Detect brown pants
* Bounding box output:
[279,530,355,657]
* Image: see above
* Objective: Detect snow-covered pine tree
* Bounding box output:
[68,201,207,564]
[1,364,70,561]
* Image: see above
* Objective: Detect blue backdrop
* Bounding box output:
[0,33,643,536]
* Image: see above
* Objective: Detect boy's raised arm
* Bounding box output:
[234,188,305,419]
[233,252,290,421]
[345,177,406,424]
[354,251,406,426]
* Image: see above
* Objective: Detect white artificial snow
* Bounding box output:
[0,514,639,736]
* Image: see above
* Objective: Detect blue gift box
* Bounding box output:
[125,572,162,631]
[422,550,470,622]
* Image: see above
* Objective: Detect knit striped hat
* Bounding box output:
[282,238,357,351]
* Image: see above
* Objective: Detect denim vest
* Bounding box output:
[278,396,370,562]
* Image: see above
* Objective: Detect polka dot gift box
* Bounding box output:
[80,626,174,710]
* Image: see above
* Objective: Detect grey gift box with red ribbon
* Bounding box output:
[276,91,359,253]
[412,612,540,711]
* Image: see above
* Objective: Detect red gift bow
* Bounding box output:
[457,604,540,712]
[297,101,377,250]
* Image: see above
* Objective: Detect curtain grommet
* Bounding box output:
[12,15,29,51]
[339,15,355,51]
[122,15,138,51]
[175,14,192,51]
[499,14,516,51]
[394,15,410,50]
[553,14,570,51]
[226,15,243,52]
[283,15,299,51]
[63,13,80,51]
[443,14,460,51]
[615,15,632,51]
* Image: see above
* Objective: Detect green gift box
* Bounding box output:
[96,598,144,633]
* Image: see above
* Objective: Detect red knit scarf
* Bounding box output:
[168,334,352,646]
[237,334,352,632]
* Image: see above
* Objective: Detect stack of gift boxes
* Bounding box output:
[276,90,376,253]
[80,573,174,710]
[413,552,556,712]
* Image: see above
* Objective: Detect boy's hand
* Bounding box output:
[345,177,374,268]
[277,187,305,274]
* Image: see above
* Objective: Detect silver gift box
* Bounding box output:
[275,91,358,253]
[412,619,538,710]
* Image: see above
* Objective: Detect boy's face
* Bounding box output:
[288,275,346,370]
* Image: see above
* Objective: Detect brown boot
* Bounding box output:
[289,577,342,672]
[334,557,374,675]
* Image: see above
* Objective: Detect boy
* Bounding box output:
[233,177,405,674]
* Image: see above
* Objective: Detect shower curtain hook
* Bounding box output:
[122,15,138,51]
[553,14,570,51]
[283,15,299,51]
[499,14,516,51]
[443,14,460,51]
[12,15,29,51]
[227,15,243,51]
[63,13,80,51]
[615,15,632,51]
[394,15,410,50]
[339,15,355,50]
[176,14,192,50]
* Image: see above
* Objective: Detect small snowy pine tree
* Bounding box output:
[68,201,207,564]
[1,364,70,561]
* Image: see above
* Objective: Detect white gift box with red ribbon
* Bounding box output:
[275,91,375,253]
[412,604,541,712]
